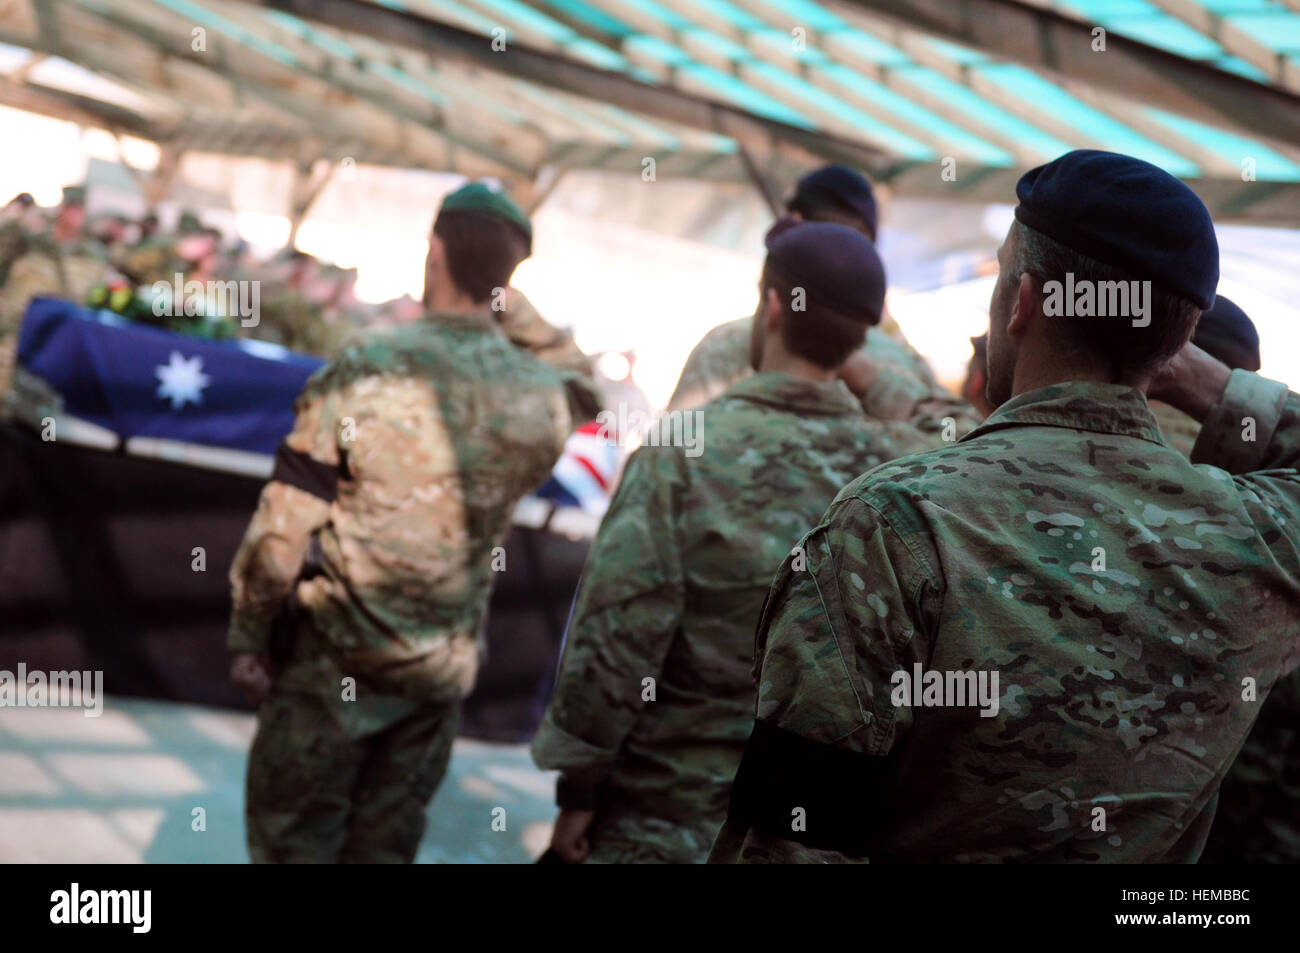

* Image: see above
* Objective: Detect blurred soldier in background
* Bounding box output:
[1148,294,1260,456]
[228,182,573,863]
[713,150,1300,864]
[0,194,37,286]
[249,249,340,356]
[533,220,915,863]
[667,164,965,427]
[1164,296,1298,865]
[0,186,107,398]
[88,212,133,265]
[138,212,160,243]
[499,285,602,423]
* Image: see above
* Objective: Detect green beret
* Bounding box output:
[62,185,86,206]
[439,182,532,246]
[177,210,203,235]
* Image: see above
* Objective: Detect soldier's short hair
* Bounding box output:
[761,259,868,370]
[432,210,530,305]
[1009,220,1201,379]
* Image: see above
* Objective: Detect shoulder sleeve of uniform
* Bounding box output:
[753,493,939,749]
[501,289,603,420]
[720,490,941,859]
[1194,372,1300,657]
[666,320,751,413]
[531,445,686,785]
[227,380,342,654]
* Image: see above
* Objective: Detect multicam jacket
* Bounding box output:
[0,232,106,396]
[501,287,603,424]
[712,372,1300,863]
[665,313,968,426]
[531,372,906,855]
[228,310,571,703]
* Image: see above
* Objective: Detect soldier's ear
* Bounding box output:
[426,232,446,267]
[1007,272,1036,340]
[764,286,783,329]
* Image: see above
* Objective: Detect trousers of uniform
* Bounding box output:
[243,623,460,864]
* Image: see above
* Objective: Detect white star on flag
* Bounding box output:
[155,350,211,410]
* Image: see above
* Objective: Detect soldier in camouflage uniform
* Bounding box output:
[666,165,967,428]
[0,186,107,398]
[532,222,908,863]
[499,285,602,423]
[963,298,1257,457]
[1148,294,1259,457]
[712,151,1300,863]
[229,183,572,863]
[959,293,1295,863]
[1177,297,1299,864]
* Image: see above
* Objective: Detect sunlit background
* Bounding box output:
[3,100,1298,408]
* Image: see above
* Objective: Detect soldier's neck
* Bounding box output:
[1011,350,1153,398]
[759,346,837,383]
[424,283,489,317]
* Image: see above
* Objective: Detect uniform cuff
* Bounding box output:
[227,617,272,656]
[1191,370,1288,473]
[530,712,616,776]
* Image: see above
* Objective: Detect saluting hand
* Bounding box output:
[1147,342,1232,423]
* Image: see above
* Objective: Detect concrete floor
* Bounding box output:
[0,695,557,863]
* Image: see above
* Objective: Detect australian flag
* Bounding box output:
[15,298,324,455]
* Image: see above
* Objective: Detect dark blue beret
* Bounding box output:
[1193,293,1260,371]
[791,165,878,239]
[765,220,886,325]
[1014,150,1218,310]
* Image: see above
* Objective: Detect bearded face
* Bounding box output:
[985,229,1021,410]
[749,286,770,373]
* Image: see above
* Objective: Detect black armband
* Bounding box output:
[271,441,339,503]
[556,773,605,811]
[726,718,891,857]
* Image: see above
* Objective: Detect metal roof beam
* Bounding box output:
[1147,0,1300,93]
[716,1,1020,163]
[249,0,894,175]
[0,73,160,137]
[82,0,543,177]
[828,0,1300,149]
[887,161,1300,226]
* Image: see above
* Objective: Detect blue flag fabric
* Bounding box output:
[16,298,324,455]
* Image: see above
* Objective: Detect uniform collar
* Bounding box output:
[722,372,863,418]
[964,381,1167,447]
[421,309,502,335]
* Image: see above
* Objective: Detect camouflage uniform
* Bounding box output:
[500,287,603,422]
[254,280,342,358]
[1150,399,1200,458]
[0,219,28,287]
[230,309,571,863]
[666,313,964,426]
[1150,397,1299,862]
[712,373,1300,863]
[0,231,106,397]
[531,372,906,863]
[1201,665,1300,863]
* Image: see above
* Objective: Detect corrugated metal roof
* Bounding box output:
[1,0,1298,222]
